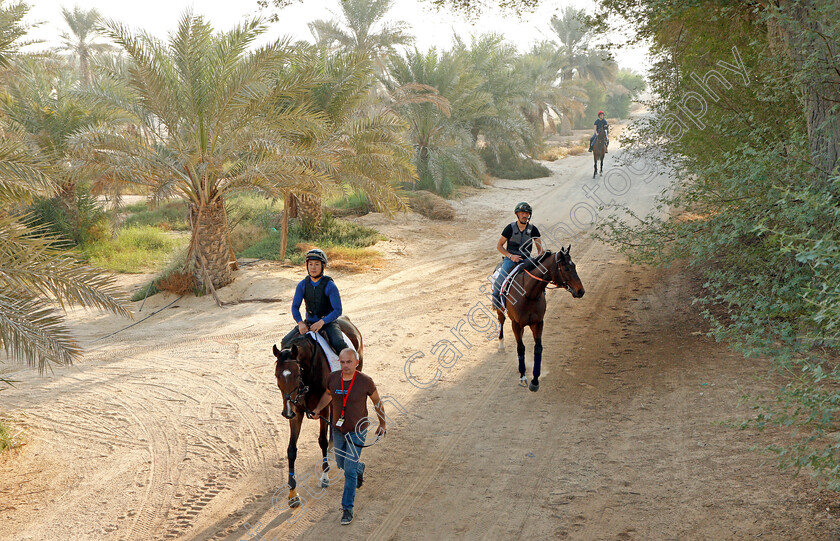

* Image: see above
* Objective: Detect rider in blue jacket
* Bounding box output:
[282,248,349,354]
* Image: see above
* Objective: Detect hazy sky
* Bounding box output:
[24,0,648,72]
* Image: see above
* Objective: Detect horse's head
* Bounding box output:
[273,343,306,420]
[551,245,585,298]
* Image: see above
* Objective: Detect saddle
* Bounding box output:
[306,330,357,372]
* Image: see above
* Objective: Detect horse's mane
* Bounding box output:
[522,251,553,272]
[288,334,328,391]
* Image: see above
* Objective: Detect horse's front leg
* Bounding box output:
[511,319,527,384]
[529,322,544,392]
[287,412,304,508]
[318,415,330,488]
[600,156,604,175]
[593,159,598,179]
[496,308,506,351]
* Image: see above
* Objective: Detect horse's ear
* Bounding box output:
[291,343,299,359]
[272,344,281,359]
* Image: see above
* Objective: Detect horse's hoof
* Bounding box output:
[519,374,528,387]
[289,496,302,508]
[529,379,540,392]
[497,340,505,351]
[319,475,330,488]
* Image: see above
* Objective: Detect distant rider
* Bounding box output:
[492,202,543,310]
[282,248,350,354]
[588,110,609,153]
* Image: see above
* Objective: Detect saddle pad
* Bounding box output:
[307,330,357,372]
[501,263,526,300]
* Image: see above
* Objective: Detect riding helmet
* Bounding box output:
[514,201,532,216]
[305,248,328,266]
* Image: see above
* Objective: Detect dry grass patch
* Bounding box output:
[296,243,384,272]
[157,270,197,295]
[538,146,569,161]
[406,190,455,220]
[567,145,588,156]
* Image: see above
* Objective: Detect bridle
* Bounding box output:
[522,253,575,294]
[279,359,309,407]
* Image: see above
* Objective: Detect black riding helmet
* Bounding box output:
[514,201,532,216]
[305,248,327,266]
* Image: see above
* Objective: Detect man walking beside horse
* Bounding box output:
[311,349,387,525]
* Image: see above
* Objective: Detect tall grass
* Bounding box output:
[122,201,190,231]
[83,226,187,273]
[325,190,370,214]
[239,213,383,264]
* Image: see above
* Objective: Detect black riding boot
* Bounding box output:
[323,321,350,355]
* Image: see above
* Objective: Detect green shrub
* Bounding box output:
[480,148,551,180]
[84,226,186,273]
[26,190,109,246]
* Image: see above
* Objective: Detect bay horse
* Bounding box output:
[593,127,607,178]
[273,315,363,508]
[495,247,585,392]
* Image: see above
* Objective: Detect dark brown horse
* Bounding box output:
[593,127,607,178]
[495,247,585,392]
[273,315,363,508]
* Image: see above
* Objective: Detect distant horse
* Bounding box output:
[593,128,607,178]
[273,316,363,508]
[495,247,585,392]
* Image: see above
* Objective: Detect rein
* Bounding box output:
[300,404,385,448]
[522,260,572,292]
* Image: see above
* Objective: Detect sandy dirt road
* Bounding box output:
[2,142,839,540]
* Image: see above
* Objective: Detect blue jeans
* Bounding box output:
[332,427,367,511]
[492,257,518,310]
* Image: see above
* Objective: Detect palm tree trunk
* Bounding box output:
[189,197,234,290]
[294,193,323,235]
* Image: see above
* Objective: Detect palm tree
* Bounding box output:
[517,42,587,134]
[75,14,333,293]
[550,7,617,85]
[452,34,535,158]
[282,46,414,250]
[308,0,413,64]
[384,48,490,196]
[299,0,414,228]
[0,1,129,379]
[2,57,116,221]
[57,5,115,85]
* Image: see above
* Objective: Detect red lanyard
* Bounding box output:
[339,371,357,417]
